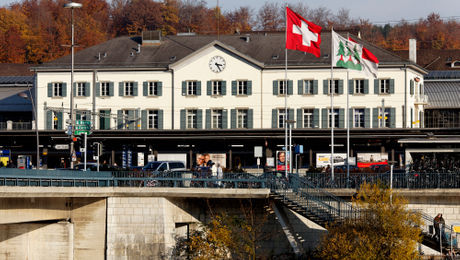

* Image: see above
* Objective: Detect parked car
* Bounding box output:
[142,161,186,172]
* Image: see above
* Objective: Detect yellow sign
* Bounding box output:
[453,225,460,233]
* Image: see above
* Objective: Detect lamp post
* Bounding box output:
[18,86,39,169]
[64,1,82,169]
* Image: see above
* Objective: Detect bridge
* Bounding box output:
[0,168,458,258]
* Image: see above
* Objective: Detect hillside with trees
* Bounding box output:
[0,0,458,64]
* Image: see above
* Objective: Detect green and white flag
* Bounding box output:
[332,30,379,78]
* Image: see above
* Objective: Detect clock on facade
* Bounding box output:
[209,56,226,73]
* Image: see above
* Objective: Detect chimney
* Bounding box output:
[409,39,417,64]
[142,30,162,46]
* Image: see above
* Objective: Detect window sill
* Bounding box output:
[51,96,64,99]
[301,94,315,96]
[352,93,366,96]
[235,94,249,97]
[146,95,160,98]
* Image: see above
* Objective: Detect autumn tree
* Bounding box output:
[160,0,179,35]
[226,6,253,33]
[256,2,283,31]
[316,183,423,259]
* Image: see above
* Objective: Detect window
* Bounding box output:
[148,110,159,129]
[278,80,286,95]
[212,81,222,95]
[76,82,86,97]
[278,109,292,128]
[303,109,314,128]
[354,108,365,128]
[187,109,197,129]
[149,82,159,96]
[119,110,136,129]
[238,80,248,95]
[53,83,63,97]
[101,82,110,96]
[354,79,365,94]
[124,82,134,96]
[237,109,248,128]
[212,109,223,129]
[380,79,390,94]
[328,109,339,128]
[187,81,197,96]
[52,111,59,130]
[99,110,111,130]
[303,80,314,94]
[76,110,90,121]
[379,108,390,127]
[328,79,339,94]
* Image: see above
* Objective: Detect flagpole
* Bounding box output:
[346,33,350,188]
[284,4,288,179]
[330,28,334,183]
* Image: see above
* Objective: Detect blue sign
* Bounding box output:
[295,145,304,154]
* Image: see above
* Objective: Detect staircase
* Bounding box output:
[267,174,458,254]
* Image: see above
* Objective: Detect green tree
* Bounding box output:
[316,183,423,259]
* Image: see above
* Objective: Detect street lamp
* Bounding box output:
[64,1,82,169]
[18,86,39,169]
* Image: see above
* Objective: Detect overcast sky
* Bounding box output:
[0,0,459,24]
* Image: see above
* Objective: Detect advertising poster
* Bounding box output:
[316,153,348,167]
[357,153,388,168]
[276,151,290,171]
[196,153,226,168]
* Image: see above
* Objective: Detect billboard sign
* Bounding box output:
[316,153,348,167]
[357,153,388,168]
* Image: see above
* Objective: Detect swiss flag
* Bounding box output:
[286,7,322,57]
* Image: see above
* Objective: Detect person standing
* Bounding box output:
[433,213,445,241]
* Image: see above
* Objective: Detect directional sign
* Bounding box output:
[74,125,91,130]
[74,130,91,135]
[54,144,69,150]
[75,120,91,126]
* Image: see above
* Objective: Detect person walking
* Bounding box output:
[433,213,445,241]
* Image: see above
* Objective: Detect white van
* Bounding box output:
[142,161,186,172]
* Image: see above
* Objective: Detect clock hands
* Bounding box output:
[215,62,223,71]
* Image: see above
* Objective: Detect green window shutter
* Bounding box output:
[57,112,63,130]
[389,79,395,94]
[196,109,202,129]
[390,108,396,128]
[313,109,319,128]
[364,80,369,94]
[338,108,345,128]
[222,109,228,129]
[288,109,294,121]
[374,79,379,94]
[46,110,52,129]
[323,80,328,94]
[349,108,353,128]
[272,109,277,128]
[247,81,252,95]
[410,80,414,95]
[109,82,114,96]
[288,80,293,95]
[96,82,100,97]
[143,82,148,96]
[372,108,379,128]
[62,83,67,97]
[231,81,237,95]
[180,109,186,130]
[141,110,147,130]
[205,109,211,129]
[119,82,124,96]
[133,82,138,96]
[321,108,327,128]
[247,109,253,129]
[348,80,354,94]
[338,80,344,94]
[73,82,76,97]
[221,81,226,95]
[128,110,135,130]
[157,82,162,96]
[230,109,236,129]
[297,108,303,128]
[298,80,303,95]
[182,81,186,96]
[158,110,163,129]
[206,81,212,96]
[85,82,90,97]
[410,108,413,128]
[273,80,278,95]
[117,110,123,129]
[87,111,92,122]
[365,108,370,128]
[196,81,201,96]
[47,83,52,97]
[313,80,318,94]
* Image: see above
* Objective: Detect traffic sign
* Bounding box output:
[76,120,91,125]
[74,130,91,135]
[74,125,91,130]
[54,144,69,150]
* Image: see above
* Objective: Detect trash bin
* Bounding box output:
[182,172,192,187]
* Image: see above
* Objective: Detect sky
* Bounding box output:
[0,0,459,24]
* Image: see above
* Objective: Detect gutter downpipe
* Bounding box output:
[171,69,174,129]
[404,64,407,128]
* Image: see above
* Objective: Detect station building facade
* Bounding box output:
[33,31,431,169]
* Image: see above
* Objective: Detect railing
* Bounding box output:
[303,172,460,189]
[415,94,429,104]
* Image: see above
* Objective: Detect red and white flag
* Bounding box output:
[286,7,322,57]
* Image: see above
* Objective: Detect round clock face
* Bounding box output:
[209,56,226,73]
